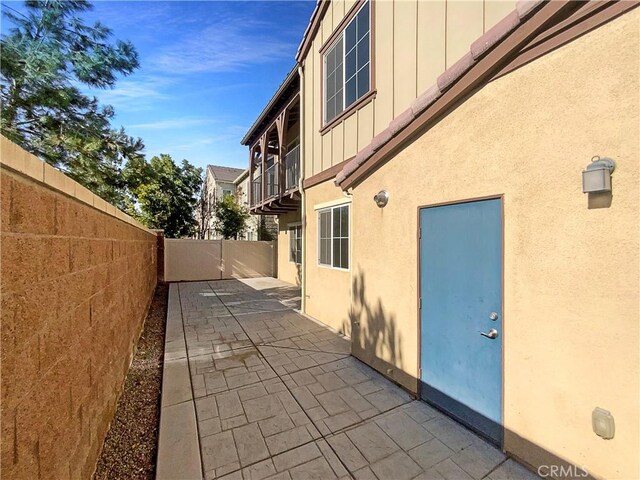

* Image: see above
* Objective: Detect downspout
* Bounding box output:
[298,65,307,313]
[342,187,354,335]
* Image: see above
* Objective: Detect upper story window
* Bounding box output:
[324,1,370,124]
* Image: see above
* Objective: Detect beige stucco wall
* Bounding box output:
[303,180,352,336]
[347,11,639,479]
[276,210,302,286]
[302,0,516,178]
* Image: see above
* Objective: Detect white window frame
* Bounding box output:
[289,223,302,264]
[317,204,350,270]
[323,0,371,125]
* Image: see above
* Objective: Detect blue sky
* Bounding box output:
[2,0,315,171]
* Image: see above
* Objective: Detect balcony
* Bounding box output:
[285,145,300,191]
[244,90,301,215]
[252,178,262,205]
[259,146,300,202]
[265,163,279,199]
[249,154,300,214]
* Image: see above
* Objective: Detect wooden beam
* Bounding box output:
[261,206,296,214]
[260,133,267,204]
[248,145,254,207]
[275,111,286,198]
[278,196,301,207]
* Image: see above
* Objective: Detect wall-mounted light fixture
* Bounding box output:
[592,407,615,439]
[373,190,389,208]
[583,156,615,193]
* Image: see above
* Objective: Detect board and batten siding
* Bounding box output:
[302,0,517,179]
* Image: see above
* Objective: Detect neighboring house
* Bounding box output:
[200,164,276,240]
[243,1,639,478]
[199,165,244,239]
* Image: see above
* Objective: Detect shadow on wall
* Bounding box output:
[587,191,613,209]
[341,270,604,479]
[344,268,405,385]
[223,242,274,278]
[225,247,272,278]
[295,262,302,287]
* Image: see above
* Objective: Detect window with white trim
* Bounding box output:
[318,204,349,269]
[324,1,370,124]
[289,225,302,264]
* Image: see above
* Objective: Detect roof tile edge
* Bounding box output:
[335,0,546,189]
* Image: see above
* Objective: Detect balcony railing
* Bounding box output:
[265,163,279,199]
[285,145,300,191]
[251,178,262,206]
[250,146,300,208]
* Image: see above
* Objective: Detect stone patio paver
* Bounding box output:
[236,310,338,345]
[158,278,539,480]
[189,347,278,399]
[487,459,541,480]
[281,356,413,435]
[196,375,323,478]
[258,344,349,375]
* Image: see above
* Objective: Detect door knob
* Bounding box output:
[480,328,499,339]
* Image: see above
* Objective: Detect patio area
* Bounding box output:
[157,278,538,480]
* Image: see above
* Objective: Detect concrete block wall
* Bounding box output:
[0,137,158,479]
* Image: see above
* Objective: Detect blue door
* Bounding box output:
[420,198,503,445]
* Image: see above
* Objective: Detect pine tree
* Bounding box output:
[1,0,143,206]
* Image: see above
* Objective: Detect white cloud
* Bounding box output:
[130,117,215,130]
[86,74,173,110]
[152,16,296,73]
[153,124,248,150]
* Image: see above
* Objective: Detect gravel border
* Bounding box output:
[94,284,168,480]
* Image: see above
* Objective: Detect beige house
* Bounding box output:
[244,1,639,478]
[200,164,276,240]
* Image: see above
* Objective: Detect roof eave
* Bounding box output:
[233,168,250,184]
[240,67,299,146]
[295,0,331,64]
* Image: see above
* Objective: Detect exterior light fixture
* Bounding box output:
[582,156,615,193]
[592,407,615,439]
[373,190,389,208]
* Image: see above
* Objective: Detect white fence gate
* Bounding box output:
[163,239,276,282]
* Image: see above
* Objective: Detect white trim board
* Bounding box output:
[313,197,352,211]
